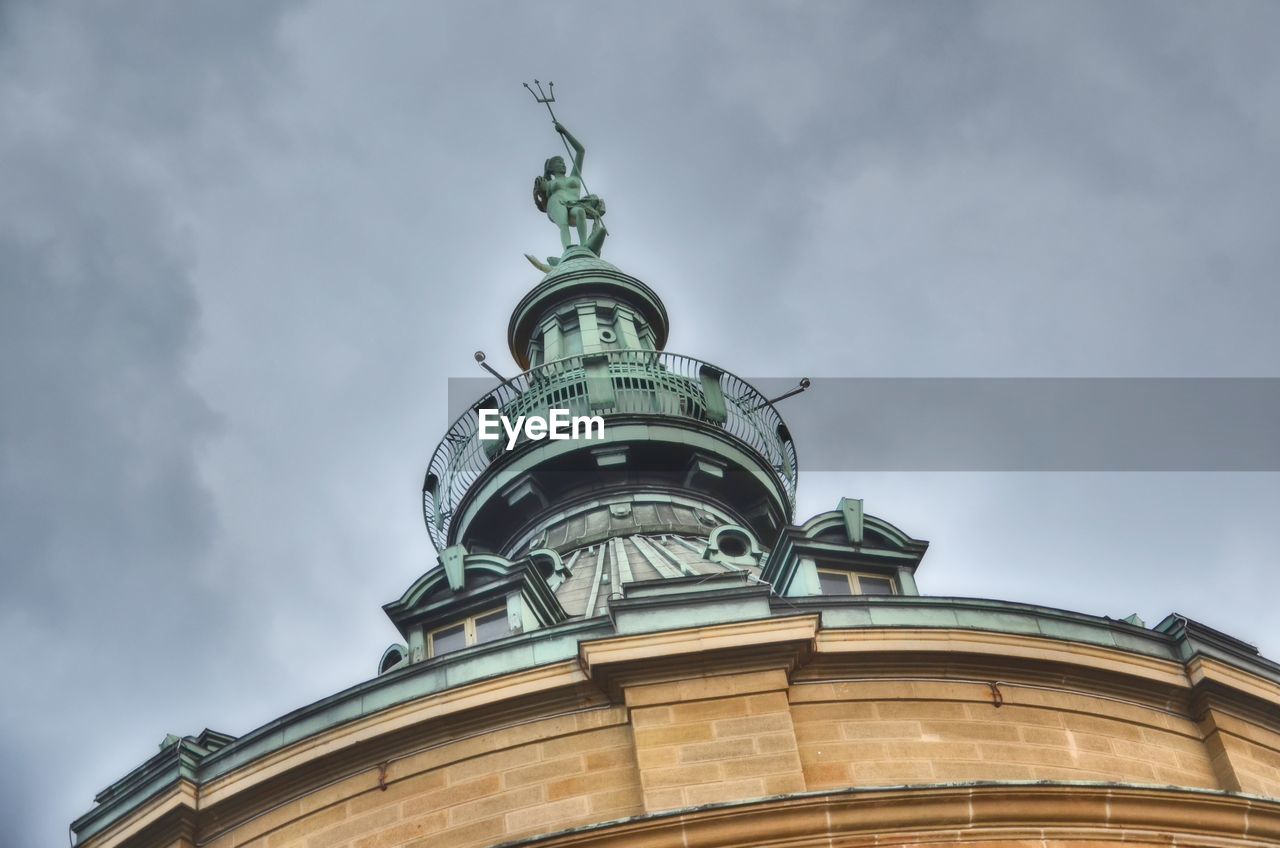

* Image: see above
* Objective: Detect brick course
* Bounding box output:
[221,719,643,848]
[790,680,1218,791]
[143,650,1280,848]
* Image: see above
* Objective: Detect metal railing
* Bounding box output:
[422,350,798,550]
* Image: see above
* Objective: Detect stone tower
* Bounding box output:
[72,120,1280,848]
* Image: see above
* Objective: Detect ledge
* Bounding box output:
[496,783,1280,847]
[579,614,820,697]
[814,626,1189,688]
[781,594,1179,660]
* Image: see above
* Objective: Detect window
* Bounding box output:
[817,570,852,596]
[430,623,466,656]
[717,531,749,558]
[816,568,897,596]
[379,645,406,675]
[428,607,512,658]
[858,575,895,595]
[473,609,511,644]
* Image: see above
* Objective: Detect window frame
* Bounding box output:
[815,568,898,596]
[426,606,511,658]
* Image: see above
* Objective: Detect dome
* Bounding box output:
[550,533,759,619]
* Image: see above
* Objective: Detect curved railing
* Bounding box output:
[422,350,798,550]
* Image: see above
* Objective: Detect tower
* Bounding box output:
[387,242,813,674]
[72,112,1280,848]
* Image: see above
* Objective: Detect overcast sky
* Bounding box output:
[3,2,1279,845]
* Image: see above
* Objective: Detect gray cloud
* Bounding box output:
[2,2,1278,845]
[1,2,296,844]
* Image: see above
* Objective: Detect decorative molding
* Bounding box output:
[1189,656,1280,706]
[816,627,1190,688]
[494,784,1280,848]
[198,660,588,809]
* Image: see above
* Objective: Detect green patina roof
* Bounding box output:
[71,584,1280,844]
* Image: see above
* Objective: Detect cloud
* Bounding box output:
[2,2,1278,845]
[0,1,296,843]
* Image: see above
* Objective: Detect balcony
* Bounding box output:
[422,350,798,551]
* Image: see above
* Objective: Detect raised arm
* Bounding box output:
[554,122,586,177]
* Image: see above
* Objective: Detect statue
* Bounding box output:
[523,81,607,272]
[534,123,607,257]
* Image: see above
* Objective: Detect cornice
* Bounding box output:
[815,626,1190,689]
[71,780,197,848]
[200,659,588,808]
[578,614,820,677]
[1189,656,1280,707]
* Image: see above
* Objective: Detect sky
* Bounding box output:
[2,1,1279,845]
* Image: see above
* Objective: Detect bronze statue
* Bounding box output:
[523,81,607,271]
[533,122,606,257]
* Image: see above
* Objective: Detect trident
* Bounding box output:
[523,79,561,124]
[523,80,607,235]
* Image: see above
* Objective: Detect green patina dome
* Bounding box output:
[538,246,623,280]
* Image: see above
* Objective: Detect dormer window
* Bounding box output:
[428,607,511,658]
[385,548,569,669]
[817,568,896,596]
